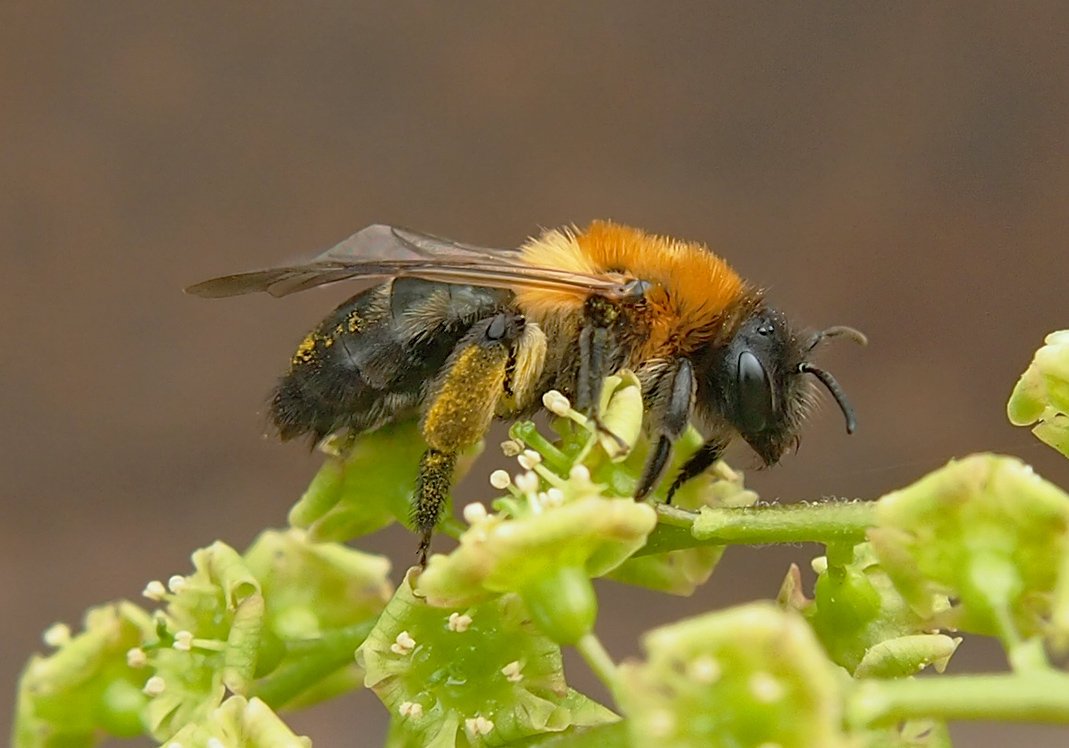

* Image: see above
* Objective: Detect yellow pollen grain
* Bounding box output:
[292,333,317,365]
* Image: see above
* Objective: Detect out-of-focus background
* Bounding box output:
[3,4,1068,745]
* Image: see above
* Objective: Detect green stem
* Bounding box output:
[250,620,376,708]
[850,672,1069,727]
[509,421,573,474]
[638,501,875,555]
[575,632,621,703]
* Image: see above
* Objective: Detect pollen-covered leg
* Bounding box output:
[415,449,456,565]
[413,311,526,564]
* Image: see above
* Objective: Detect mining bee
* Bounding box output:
[188,221,864,563]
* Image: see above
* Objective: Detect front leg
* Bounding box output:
[634,358,695,499]
[664,438,728,504]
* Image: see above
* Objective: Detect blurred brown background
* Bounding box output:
[3,3,1068,746]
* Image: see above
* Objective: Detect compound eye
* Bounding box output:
[737,350,773,432]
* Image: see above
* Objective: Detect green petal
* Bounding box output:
[1008,330,1069,458]
[418,497,656,608]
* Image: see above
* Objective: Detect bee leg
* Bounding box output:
[415,449,456,566]
[576,322,611,411]
[413,311,522,565]
[577,298,626,448]
[664,438,727,504]
[635,359,695,500]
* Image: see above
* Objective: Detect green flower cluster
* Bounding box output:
[15,334,1069,747]
[16,530,390,746]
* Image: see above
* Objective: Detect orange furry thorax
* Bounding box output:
[516,221,753,358]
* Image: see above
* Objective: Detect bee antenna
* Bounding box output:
[806,325,868,352]
[798,363,857,434]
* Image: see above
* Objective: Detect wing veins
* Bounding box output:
[186,224,633,300]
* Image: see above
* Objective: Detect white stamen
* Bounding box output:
[569,464,591,483]
[518,449,543,470]
[167,575,188,594]
[500,439,523,457]
[399,701,423,719]
[465,715,495,737]
[42,622,71,647]
[207,738,225,748]
[489,470,511,489]
[448,612,473,632]
[543,488,565,507]
[542,390,572,416]
[514,471,539,494]
[127,647,148,668]
[390,630,416,655]
[501,660,523,682]
[143,675,166,696]
[750,672,785,702]
[142,580,167,601]
[688,655,722,684]
[173,630,194,651]
[463,502,489,524]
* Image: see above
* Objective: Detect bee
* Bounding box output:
[188,221,864,564]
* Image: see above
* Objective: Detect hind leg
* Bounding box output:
[413,311,528,565]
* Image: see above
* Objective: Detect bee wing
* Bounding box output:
[186,224,632,299]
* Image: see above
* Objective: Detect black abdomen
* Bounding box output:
[271,278,510,444]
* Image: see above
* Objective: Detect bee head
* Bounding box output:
[713,309,864,465]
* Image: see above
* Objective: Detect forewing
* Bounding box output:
[185,224,630,299]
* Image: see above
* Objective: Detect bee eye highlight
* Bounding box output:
[737,350,773,432]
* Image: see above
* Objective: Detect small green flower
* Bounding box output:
[418,490,655,644]
[617,602,849,748]
[781,543,958,677]
[144,541,265,739]
[1008,330,1069,458]
[15,602,155,746]
[143,532,391,736]
[243,528,391,641]
[870,454,1069,654]
[241,529,392,709]
[359,571,616,747]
